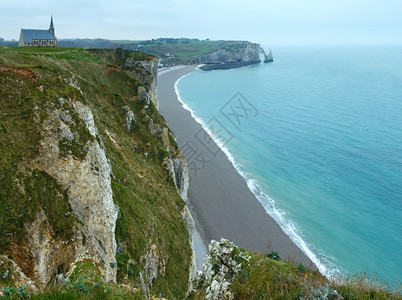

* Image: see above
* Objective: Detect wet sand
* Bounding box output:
[158,66,317,269]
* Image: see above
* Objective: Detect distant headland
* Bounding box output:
[0,37,273,70]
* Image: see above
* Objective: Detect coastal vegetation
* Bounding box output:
[0,38,265,67]
[0,46,400,299]
[229,253,399,299]
[0,46,191,298]
[0,38,229,58]
[188,239,400,300]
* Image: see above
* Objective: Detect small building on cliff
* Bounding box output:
[18,17,57,47]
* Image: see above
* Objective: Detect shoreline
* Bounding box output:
[157,65,318,271]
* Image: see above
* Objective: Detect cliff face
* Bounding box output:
[0,71,119,290]
[192,239,250,300]
[167,156,198,291]
[186,41,271,70]
[124,57,159,109]
[0,48,192,298]
[30,98,119,285]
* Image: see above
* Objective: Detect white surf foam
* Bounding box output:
[158,65,188,76]
[174,73,343,280]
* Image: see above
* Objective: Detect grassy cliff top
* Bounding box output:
[0,46,191,298]
[46,38,253,58]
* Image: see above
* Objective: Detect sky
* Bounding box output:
[1,0,401,45]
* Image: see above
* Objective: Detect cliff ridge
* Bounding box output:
[0,47,193,298]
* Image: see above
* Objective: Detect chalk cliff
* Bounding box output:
[124,57,159,109]
[0,48,193,298]
[186,41,272,70]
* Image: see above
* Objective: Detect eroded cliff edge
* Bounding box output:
[0,48,194,298]
[187,41,272,70]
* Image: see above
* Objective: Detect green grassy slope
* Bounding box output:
[230,253,400,300]
[127,38,223,58]
[0,46,191,298]
[189,244,400,300]
[56,38,248,60]
[58,38,225,59]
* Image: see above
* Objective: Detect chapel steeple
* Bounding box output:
[49,16,55,36]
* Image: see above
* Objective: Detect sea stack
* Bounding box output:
[264,48,274,63]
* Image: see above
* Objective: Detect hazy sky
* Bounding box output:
[1,0,401,45]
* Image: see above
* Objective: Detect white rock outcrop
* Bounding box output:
[74,101,98,136]
[122,105,135,132]
[30,101,118,286]
[125,58,159,108]
[186,42,267,64]
[64,75,83,94]
[168,157,189,201]
[193,238,250,300]
[0,255,38,292]
[167,156,198,292]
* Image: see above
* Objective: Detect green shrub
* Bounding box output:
[297,264,307,275]
[1,285,31,299]
[267,251,280,261]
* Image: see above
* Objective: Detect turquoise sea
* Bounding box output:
[175,45,402,286]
